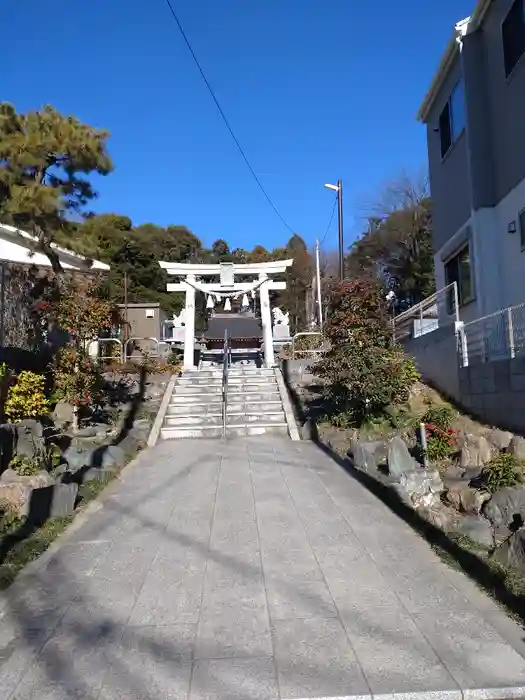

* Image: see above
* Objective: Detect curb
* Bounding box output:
[147,373,177,447]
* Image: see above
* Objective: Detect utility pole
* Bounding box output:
[124,270,129,341]
[324,180,344,281]
[337,179,344,281]
[315,240,323,330]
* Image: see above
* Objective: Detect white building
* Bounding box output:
[0,223,110,272]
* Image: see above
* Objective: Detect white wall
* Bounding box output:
[0,237,79,269]
[433,176,525,321]
[488,176,525,310]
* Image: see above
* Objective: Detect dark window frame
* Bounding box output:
[438,80,466,159]
[502,0,525,78]
[444,243,474,308]
[519,207,525,249]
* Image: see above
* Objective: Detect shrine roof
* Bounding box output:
[203,314,262,340]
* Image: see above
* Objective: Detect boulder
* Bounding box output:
[417,504,457,531]
[399,469,443,508]
[456,515,494,548]
[388,436,418,478]
[23,482,79,523]
[509,436,525,460]
[459,434,493,469]
[492,528,525,572]
[351,441,388,472]
[0,469,54,489]
[14,420,44,460]
[104,445,126,468]
[444,483,491,515]
[484,486,525,532]
[82,465,117,483]
[488,429,513,451]
[53,400,75,429]
[0,482,32,515]
[73,426,98,438]
[0,423,16,465]
[300,418,316,441]
[62,445,95,472]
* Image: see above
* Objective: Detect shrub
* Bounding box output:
[424,424,458,461]
[0,500,22,536]
[480,453,524,493]
[4,371,50,422]
[314,280,420,425]
[9,455,41,476]
[422,403,456,431]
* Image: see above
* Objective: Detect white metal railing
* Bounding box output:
[221,330,231,438]
[123,337,170,362]
[291,332,325,359]
[460,302,525,366]
[392,283,459,344]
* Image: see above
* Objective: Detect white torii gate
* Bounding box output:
[158,259,293,370]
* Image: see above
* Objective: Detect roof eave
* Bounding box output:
[417,0,493,123]
[417,33,461,123]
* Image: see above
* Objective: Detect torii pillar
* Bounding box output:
[259,272,274,368]
[183,274,196,371]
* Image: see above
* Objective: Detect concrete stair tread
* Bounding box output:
[160,424,289,439]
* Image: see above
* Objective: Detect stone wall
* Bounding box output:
[459,358,525,433]
[402,326,461,402]
[403,326,525,433]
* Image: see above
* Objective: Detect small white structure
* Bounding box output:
[0,223,110,271]
[272,307,290,327]
[172,309,186,328]
[158,259,293,369]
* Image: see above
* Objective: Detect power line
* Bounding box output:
[162,0,295,235]
[320,195,337,246]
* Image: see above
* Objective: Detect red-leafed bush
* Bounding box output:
[314,279,419,426]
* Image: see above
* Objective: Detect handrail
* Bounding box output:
[222,330,230,438]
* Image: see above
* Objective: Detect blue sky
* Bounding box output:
[2,0,473,252]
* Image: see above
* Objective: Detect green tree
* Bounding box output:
[0,103,112,273]
[211,239,230,261]
[277,234,313,334]
[314,279,419,425]
[347,174,435,310]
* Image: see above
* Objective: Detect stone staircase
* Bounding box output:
[160,367,291,439]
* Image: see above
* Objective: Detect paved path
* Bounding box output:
[1,437,525,700]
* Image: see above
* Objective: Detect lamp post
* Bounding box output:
[324,180,344,280]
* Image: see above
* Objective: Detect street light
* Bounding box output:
[324,180,344,280]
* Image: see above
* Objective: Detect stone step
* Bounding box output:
[167,401,284,415]
[183,369,274,378]
[160,424,289,440]
[177,376,277,387]
[170,392,281,404]
[174,383,276,395]
[164,412,286,427]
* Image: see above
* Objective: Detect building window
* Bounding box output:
[439,80,466,157]
[503,0,525,77]
[520,208,525,248]
[445,244,473,307]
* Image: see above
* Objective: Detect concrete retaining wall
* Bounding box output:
[403,327,525,433]
[403,326,461,403]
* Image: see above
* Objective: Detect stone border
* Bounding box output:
[274,366,301,441]
[147,373,177,447]
[282,690,525,699]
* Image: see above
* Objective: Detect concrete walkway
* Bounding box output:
[1,437,525,700]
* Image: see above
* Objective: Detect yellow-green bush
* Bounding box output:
[4,371,50,422]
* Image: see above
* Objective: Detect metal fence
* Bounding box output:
[460,302,525,366]
[291,332,325,359]
[392,283,459,344]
